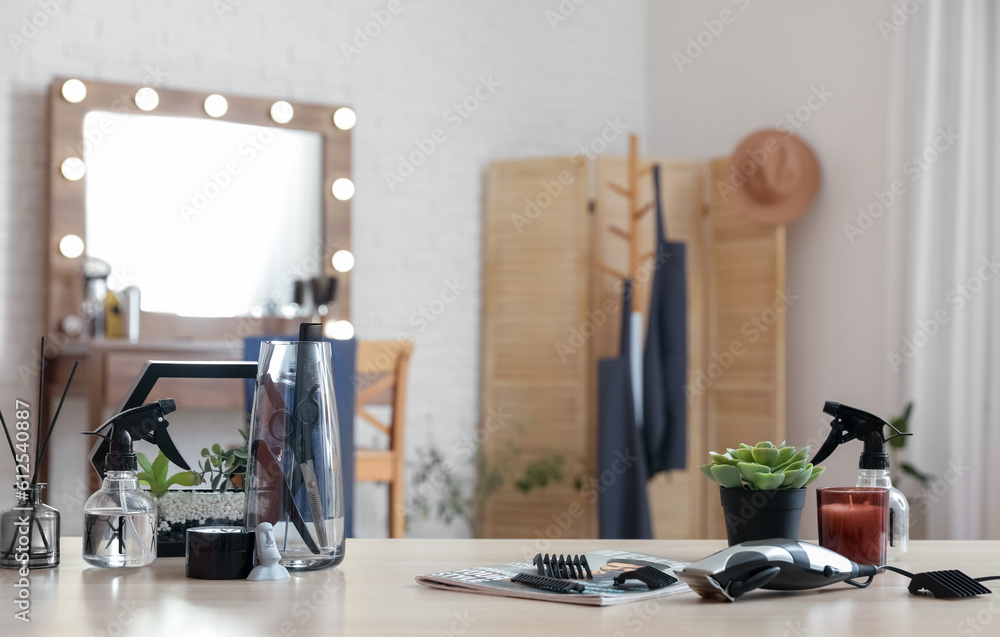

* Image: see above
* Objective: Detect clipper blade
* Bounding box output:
[908,570,992,598]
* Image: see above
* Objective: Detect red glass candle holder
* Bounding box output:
[816,487,889,566]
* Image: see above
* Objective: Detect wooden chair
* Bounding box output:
[354,340,413,538]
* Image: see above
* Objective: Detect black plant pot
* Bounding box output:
[719,487,806,546]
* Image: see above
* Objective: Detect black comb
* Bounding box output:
[511,572,586,594]
[533,553,593,579]
[908,570,992,598]
[612,566,678,590]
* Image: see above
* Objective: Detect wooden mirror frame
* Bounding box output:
[46,77,352,340]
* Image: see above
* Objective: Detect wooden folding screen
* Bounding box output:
[479,154,785,539]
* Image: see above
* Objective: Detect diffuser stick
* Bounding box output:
[0,408,15,463]
[30,360,78,485]
[33,337,45,472]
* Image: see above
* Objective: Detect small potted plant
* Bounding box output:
[137,426,249,557]
[699,441,825,545]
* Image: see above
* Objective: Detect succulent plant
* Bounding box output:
[698,441,825,490]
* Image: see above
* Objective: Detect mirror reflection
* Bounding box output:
[83,111,323,317]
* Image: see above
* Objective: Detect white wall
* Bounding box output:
[0,0,647,536]
[648,0,896,537]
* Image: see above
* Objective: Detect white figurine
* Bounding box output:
[247,522,290,581]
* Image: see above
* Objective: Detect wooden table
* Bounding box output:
[2,539,999,635]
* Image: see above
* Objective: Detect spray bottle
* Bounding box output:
[811,401,910,560]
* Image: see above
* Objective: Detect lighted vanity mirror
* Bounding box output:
[47,78,353,337]
[84,112,322,317]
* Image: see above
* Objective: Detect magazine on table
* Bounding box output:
[416,549,692,606]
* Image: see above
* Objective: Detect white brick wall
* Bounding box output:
[0,0,646,537]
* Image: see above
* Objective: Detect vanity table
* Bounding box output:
[2,539,997,635]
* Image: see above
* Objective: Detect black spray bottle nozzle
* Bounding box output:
[83,429,138,473]
[810,401,911,468]
[85,399,188,478]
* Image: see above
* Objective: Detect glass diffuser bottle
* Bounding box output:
[0,483,60,569]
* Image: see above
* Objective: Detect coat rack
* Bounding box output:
[597,134,656,284]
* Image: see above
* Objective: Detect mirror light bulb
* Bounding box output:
[331,250,355,273]
[270,101,294,124]
[134,87,160,111]
[204,94,228,118]
[333,108,356,130]
[61,79,87,103]
[325,320,354,340]
[331,178,354,201]
[59,234,85,258]
[60,157,86,181]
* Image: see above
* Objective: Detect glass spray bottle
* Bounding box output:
[813,401,910,561]
[83,430,157,568]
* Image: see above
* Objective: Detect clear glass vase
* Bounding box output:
[245,340,346,570]
[0,483,60,569]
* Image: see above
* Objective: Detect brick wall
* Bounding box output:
[0,0,647,537]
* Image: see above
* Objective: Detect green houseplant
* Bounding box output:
[699,441,824,545]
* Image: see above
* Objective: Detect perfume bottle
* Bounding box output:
[83,430,157,568]
[0,483,60,569]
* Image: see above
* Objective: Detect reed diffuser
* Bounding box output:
[0,338,77,569]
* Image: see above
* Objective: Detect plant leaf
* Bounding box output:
[201,448,210,457]
[754,473,785,490]
[751,446,780,466]
[166,472,197,488]
[775,446,796,466]
[710,464,744,489]
[755,441,774,449]
[900,462,933,486]
[710,452,739,466]
[212,443,223,455]
[791,465,814,488]
[735,448,755,463]
[803,465,825,486]
[136,452,153,476]
[737,462,770,482]
[152,452,169,486]
[774,447,810,472]
[699,463,717,481]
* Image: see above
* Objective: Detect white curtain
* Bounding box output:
[888,1,1000,539]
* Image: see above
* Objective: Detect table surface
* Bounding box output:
[2,538,999,636]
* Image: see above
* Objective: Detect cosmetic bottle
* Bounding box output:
[83,430,157,568]
[0,483,60,569]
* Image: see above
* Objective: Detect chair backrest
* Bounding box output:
[355,340,413,454]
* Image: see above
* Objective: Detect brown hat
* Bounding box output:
[727,129,821,225]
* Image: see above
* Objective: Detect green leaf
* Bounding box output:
[751,446,780,466]
[212,443,223,455]
[781,468,804,486]
[753,473,785,490]
[791,465,814,488]
[211,456,221,468]
[136,452,153,476]
[699,463,717,481]
[735,448,755,463]
[136,471,151,483]
[201,448,210,457]
[710,452,738,466]
[152,452,169,486]
[211,473,222,490]
[803,465,825,486]
[737,462,770,482]
[166,472,197,488]
[775,446,796,465]
[231,448,248,459]
[710,464,744,489]
[774,447,810,472]
[755,441,774,449]
[900,462,933,487]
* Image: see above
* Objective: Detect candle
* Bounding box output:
[817,488,889,566]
